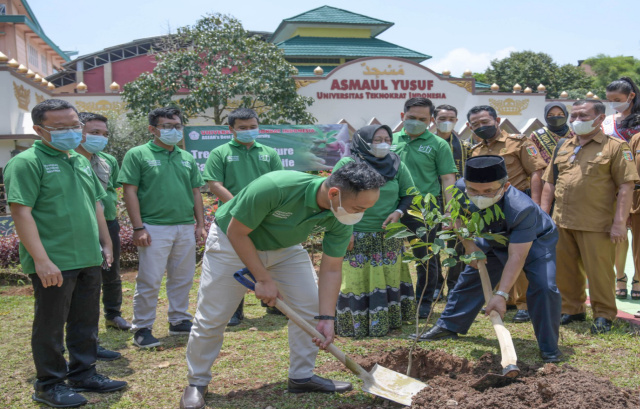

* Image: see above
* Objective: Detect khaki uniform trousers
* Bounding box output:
[186,223,320,386]
[507,272,529,310]
[556,227,617,320]
[632,214,640,281]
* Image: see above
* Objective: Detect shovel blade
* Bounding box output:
[361,364,429,406]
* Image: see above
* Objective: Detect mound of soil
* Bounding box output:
[330,347,638,409]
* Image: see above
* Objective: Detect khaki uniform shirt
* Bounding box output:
[542,131,639,232]
[628,132,640,214]
[470,130,547,191]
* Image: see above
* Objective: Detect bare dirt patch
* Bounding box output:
[326,347,639,409]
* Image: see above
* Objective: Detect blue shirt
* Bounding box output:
[455,179,558,262]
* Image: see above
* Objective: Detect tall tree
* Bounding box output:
[582,54,640,90]
[122,13,315,125]
[484,51,593,98]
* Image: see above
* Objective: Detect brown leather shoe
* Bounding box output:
[180,385,208,409]
[288,375,352,393]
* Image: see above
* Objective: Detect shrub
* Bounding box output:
[0,233,20,268]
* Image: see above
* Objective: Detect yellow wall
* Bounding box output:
[292,27,370,38]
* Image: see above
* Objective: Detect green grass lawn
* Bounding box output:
[1,268,639,408]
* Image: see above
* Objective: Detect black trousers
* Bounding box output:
[102,219,123,320]
[401,211,441,307]
[31,266,101,387]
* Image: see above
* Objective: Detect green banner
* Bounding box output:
[184,124,350,172]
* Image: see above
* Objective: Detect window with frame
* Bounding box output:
[0,4,6,15]
[41,54,47,75]
[28,44,39,68]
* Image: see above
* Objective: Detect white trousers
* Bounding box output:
[186,223,319,386]
[132,223,196,331]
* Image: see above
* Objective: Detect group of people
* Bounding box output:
[4,76,640,409]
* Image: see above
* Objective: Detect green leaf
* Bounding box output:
[416,227,427,237]
[442,257,458,267]
[444,247,457,256]
[386,230,415,239]
[470,251,487,260]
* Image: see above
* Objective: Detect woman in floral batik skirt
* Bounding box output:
[333,125,416,337]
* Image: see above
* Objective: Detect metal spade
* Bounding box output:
[470,262,520,391]
[233,268,428,406]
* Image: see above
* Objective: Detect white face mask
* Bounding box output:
[609,99,630,113]
[468,187,504,210]
[370,142,390,158]
[571,118,599,136]
[330,190,364,225]
[436,121,455,133]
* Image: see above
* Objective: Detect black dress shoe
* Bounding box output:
[540,350,563,363]
[512,310,531,323]
[418,303,431,319]
[97,345,121,361]
[33,383,88,408]
[560,313,586,325]
[288,375,352,394]
[411,325,458,341]
[590,317,612,334]
[180,385,208,409]
[69,374,127,393]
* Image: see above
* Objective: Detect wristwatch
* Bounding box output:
[394,209,404,216]
[494,290,510,301]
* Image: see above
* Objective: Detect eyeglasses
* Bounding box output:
[38,123,84,132]
[569,146,582,163]
[155,124,184,131]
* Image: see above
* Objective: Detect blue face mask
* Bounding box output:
[81,134,108,154]
[48,129,83,151]
[235,129,259,143]
[158,128,183,145]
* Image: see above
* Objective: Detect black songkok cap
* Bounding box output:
[464,155,508,183]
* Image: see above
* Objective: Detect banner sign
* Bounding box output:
[184,124,350,172]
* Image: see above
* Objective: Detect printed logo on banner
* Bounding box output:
[418,145,432,154]
[189,131,200,141]
[272,210,293,219]
[181,160,192,169]
[259,155,270,162]
[146,160,162,167]
[227,156,239,162]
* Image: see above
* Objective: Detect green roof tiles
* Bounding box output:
[278,36,430,63]
[284,5,392,25]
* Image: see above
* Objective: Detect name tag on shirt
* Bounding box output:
[418,145,432,154]
[146,159,161,167]
[227,156,239,162]
[259,155,270,162]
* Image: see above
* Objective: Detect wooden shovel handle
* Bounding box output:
[274,298,369,378]
[477,262,518,368]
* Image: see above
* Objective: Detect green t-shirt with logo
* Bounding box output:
[333,157,414,232]
[5,141,106,274]
[392,129,458,197]
[203,140,283,196]
[215,170,352,257]
[92,152,120,221]
[118,141,205,225]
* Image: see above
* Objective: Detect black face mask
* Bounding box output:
[546,116,567,128]
[474,125,498,140]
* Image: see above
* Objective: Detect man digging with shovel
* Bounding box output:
[415,156,563,365]
[179,162,386,409]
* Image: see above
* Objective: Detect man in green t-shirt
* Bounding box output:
[5,99,127,408]
[119,107,205,349]
[392,97,458,319]
[203,108,283,326]
[75,112,130,361]
[179,163,385,409]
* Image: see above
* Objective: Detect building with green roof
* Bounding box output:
[272,6,430,77]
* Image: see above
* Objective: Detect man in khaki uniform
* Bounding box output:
[467,105,547,323]
[541,100,638,334]
[629,132,640,302]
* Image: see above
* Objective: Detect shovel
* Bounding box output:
[470,262,520,391]
[233,268,428,406]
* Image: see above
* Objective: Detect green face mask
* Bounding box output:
[404,119,427,135]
